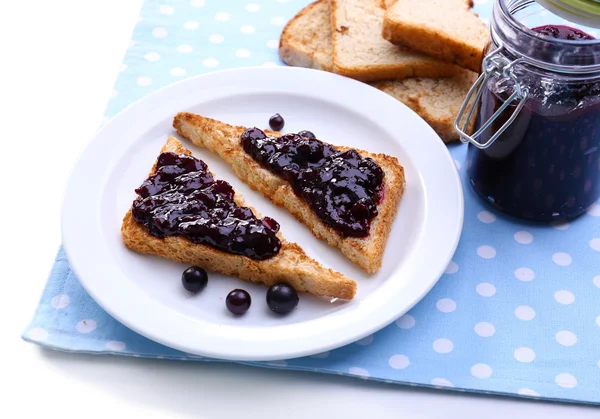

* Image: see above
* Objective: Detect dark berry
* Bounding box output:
[226,289,251,315]
[532,25,595,41]
[269,113,285,131]
[181,266,208,293]
[266,283,299,314]
[298,130,316,139]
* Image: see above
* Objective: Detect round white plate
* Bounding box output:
[62,67,463,361]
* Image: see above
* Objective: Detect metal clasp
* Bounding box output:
[454,47,529,149]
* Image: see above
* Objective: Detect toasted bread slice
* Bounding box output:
[173,114,405,274]
[330,0,459,82]
[121,137,357,299]
[279,0,477,142]
[382,0,489,72]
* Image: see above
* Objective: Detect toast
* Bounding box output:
[330,0,459,82]
[382,0,489,72]
[279,0,477,142]
[173,114,405,274]
[121,137,357,299]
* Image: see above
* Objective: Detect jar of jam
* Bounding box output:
[455,0,600,221]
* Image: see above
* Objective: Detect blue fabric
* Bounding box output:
[23,0,600,405]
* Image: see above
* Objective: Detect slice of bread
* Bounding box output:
[330,0,459,82]
[173,113,406,274]
[121,137,357,299]
[279,0,477,142]
[382,0,489,72]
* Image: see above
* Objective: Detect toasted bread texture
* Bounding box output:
[279,0,477,142]
[330,0,459,82]
[382,0,489,72]
[121,137,357,299]
[173,114,405,274]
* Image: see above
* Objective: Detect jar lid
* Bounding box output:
[536,0,600,29]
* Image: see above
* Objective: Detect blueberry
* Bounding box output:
[298,130,316,139]
[226,289,251,315]
[269,113,285,131]
[266,283,299,314]
[181,266,208,293]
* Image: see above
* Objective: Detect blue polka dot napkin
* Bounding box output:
[23,0,600,405]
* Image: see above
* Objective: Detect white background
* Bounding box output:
[1,1,599,417]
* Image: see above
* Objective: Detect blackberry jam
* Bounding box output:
[131,151,281,260]
[240,128,385,237]
[456,0,600,221]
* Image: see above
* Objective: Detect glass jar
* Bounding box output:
[456,0,600,221]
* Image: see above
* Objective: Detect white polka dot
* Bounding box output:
[349,367,370,377]
[515,267,535,282]
[518,388,540,397]
[355,335,373,345]
[267,360,287,367]
[471,363,493,379]
[444,261,459,274]
[515,305,536,321]
[556,330,577,346]
[209,34,224,44]
[144,52,161,62]
[262,61,278,67]
[240,25,255,34]
[120,63,128,72]
[594,275,600,288]
[551,220,569,230]
[588,203,600,216]
[203,58,219,68]
[431,378,454,387]
[477,245,496,259]
[76,319,97,333]
[454,160,461,170]
[476,282,496,297]
[389,354,410,369]
[514,347,536,363]
[514,231,533,244]
[215,12,230,22]
[27,327,48,341]
[596,316,600,327]
[553,252,572,266]
[235,48,251,58]
[474,322,495,337]
[436,298,456,313]
[152,27,168,38]
[396,314,416,329]
[477,211,496,224]
[159,5,174,15]
[554,290,575,305]
[266,40,279,49]
[51,294,70,309]
[136,76,152,86]
[190,0,205,7]
[310,351,329,358]
[184,21,199,30]
[555,373,577,388]
[271,16,286,26]
[590,238,600,252]
[245,3,261,12]
[433,338,454,353]
[177,44,193,54]
[105,341,126,351]
[170,67,186,77]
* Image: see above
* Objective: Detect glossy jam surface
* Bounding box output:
[468,25,600,221]
[132,152,281,260]
[241,128,385,237]
[532,25,595,41]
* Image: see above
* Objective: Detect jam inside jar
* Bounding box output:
[460,0,600,221]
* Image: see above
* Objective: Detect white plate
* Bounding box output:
[62,67,463,361]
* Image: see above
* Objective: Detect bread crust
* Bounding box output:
[121,137,357,299]
[173,113,406,274]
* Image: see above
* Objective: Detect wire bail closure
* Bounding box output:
[454,46,529,149]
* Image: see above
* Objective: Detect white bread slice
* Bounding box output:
[173,114,406,274]
[330,0,459,82]
[382,0,489,72]
[279,0,477,142]
[121,137,357,299]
